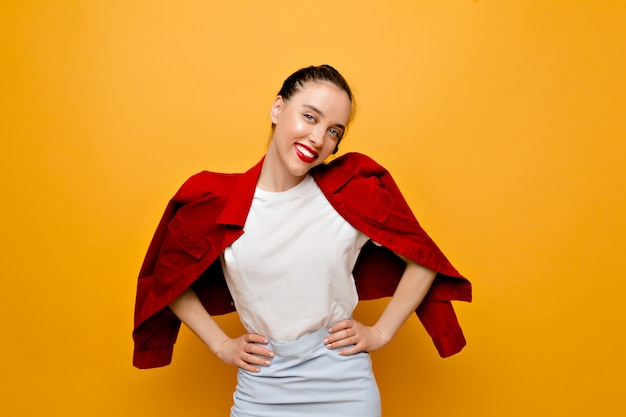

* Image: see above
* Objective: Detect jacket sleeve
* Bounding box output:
[321,153,472,357]
[132,196,183,368]
[132,173,234,369]
[353,241,471,358]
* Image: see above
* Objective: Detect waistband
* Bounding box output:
[267,327,330,358]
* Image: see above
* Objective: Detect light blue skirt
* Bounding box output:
[230,327,381,417]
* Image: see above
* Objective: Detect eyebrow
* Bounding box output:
[303,104,346,131]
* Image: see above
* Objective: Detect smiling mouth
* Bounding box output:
[295,143,318,163]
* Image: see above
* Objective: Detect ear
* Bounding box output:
[270,96,284,124]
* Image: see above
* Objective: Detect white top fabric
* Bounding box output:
[221,174,370,343]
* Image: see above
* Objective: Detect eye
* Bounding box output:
[304,114,316,122]
[328,128,343,139]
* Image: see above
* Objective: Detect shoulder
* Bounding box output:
[314,152,403,207]
[327,152,386,172]
[173,170,242,204]
[314,152,389,183]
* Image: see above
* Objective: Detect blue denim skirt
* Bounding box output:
[230,327,381,417]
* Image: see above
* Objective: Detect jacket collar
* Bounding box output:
[311,154,355,194]
[215,153,354,227]
[216,157,265,227]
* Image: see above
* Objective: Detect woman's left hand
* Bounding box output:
[323,319,388,356]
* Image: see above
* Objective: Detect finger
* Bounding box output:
[247,343,275,359]
[325,326,356,344]
[325,334,359,350]
[328,320,353,333]
[239,359,262,373]
[243,351,272,367]
[243,334,274,359]
[338,345,362,356]
[246,333,269,344]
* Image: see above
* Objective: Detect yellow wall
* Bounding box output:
[2,1,625,415]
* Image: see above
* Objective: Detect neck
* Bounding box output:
[257,152,306,192]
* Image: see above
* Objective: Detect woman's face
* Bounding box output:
[265,81,352,189]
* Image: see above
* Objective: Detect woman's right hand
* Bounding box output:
[169,289,275,373]
[215,333,274,373]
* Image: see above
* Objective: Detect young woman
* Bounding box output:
[133,65,472,417]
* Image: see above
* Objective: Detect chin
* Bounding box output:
[287,161,314,177]
[289,167,311,178]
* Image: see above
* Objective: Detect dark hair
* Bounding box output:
[274,65,355,153]
[277,64,354,104]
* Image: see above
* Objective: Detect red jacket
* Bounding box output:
[133,152,472,369]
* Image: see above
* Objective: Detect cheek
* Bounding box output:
[320,139,339,158]
[276,112,309,136]
[288,118,309,136]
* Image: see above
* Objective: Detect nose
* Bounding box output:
[308,127,324,147]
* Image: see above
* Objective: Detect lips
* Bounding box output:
[294,143,319,163]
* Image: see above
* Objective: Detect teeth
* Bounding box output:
[297,144,315,158]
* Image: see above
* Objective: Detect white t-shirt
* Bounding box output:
[221,174,370,343]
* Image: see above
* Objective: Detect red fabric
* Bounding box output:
[133,152,472,369]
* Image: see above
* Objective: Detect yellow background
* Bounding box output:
[2,1,625,415]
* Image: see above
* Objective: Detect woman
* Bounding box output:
[133,65,472,417]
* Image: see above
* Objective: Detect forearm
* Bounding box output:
[372,259,436,345]
[168,288,230,355]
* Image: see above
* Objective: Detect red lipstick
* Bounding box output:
[294,143,318,163]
